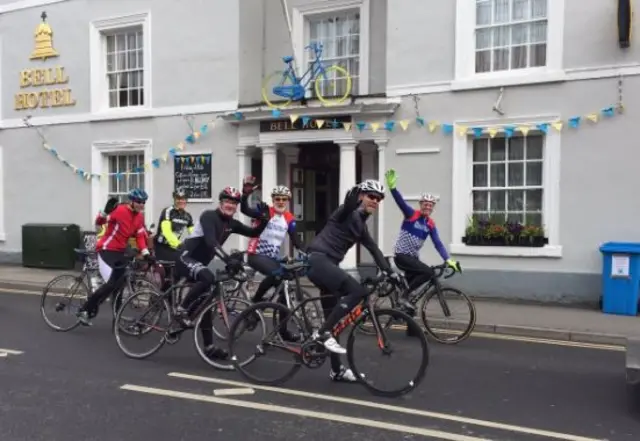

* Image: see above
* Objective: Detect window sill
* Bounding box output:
[451,69,567,91]
[450,243,562,258]
[0,232,6,242]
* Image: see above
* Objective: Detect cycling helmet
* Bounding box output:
[128,188,148,203]
[271,185,292,198]
[173,188,187,199]
[218,186,241,202]
[358,179,385,198]
[420,193,440,203]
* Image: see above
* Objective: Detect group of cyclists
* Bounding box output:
[78,169,461,383]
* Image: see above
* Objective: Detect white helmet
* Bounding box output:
[271,185,292,198]
[358,179,385,197]
[420,193,440,203]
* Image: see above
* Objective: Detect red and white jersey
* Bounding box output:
[95,204,148,253]
[247,207,296,258]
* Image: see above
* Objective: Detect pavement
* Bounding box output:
[3,264,639,346]
[2,291,640,441]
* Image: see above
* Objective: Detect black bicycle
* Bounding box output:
[114,254,265,371]
[228,269,430,398]
[360,257,476,344]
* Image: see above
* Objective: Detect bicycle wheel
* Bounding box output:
[347,308,429,397]
[40,274,89,332]
[421,287,476,344]
[229,302,303,385]
[261,70,294,109]
[194,297,265,370]
[114,289,171,359]
[314,65,352,106]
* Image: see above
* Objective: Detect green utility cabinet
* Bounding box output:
[22,224,81,269]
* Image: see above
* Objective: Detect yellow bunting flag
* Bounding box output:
[456,125,468,137]
[370,122,380,133]
[517,125,530,136]
[200,156,205,164]
[399,120,410,131]
[162,153,169,162]
[315,119,325,128]
[551,121,563,131]
[343,122,353,132]
[43,143,51,150]
[586,113,598,123]
[177,142,185,150]
[290,114,299,123]
[85,173,91,181]
[488,127,499,138]
[181,157,186,164]
[193,131,201,140]
[427,121,439,133]
[144,163,150,171]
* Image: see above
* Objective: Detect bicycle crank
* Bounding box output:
[300,341,328,369]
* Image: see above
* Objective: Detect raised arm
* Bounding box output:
[336,186,361,223]
[240,193,263,219]
[230,217,268,238]
[390,188,417,219]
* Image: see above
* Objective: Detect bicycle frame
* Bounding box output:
[275,45,329,100]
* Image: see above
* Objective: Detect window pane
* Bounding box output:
[473,138,489,161]
[494,0,510,23]
[475,51,491,72]
[512,0,530,20]
[526,162,543,185]
[492,26,510,46]
[493,49,509,70]
[476,0,492,25]
[531,21,547,43]
[530,44,546,66]
[507,190,524,210]
[511,46,527,69]
[531,0,547,18]
[490,138,506,161]
[508,162,524,186]
[527,136,543,159]
[489,190,506,211]
[507,212,524,224]
[116,33,126,52]
[476,28,491,49]
[490,163,506,187]
[473,164,488,187]
[525,213,543,226]
[512,23,529,45]
[525,189,543,211]
[473,191,488,211]
[508,137,524,159]
[106,35,115,52]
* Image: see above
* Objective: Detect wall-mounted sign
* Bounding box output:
[14,12,77,111]
[260,115,352,132]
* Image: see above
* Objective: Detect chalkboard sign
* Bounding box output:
[174,153,212,200]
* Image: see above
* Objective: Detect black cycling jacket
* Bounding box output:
[307,197,391,272]
[179,208,266,265]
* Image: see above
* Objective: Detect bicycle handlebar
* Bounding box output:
[305,42,323,53]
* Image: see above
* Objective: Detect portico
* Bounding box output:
[223,101,398,273]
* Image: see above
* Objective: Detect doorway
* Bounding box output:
[290,143,340,251]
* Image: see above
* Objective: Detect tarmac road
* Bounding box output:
[1,291,638,441]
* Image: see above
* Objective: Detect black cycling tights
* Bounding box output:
[247,254,282,303]
[306,252,369,371]
[82,250,127,314]
[177,261,216,347]
[394,253,435,294]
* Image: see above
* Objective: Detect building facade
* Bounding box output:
[0,0,637,304]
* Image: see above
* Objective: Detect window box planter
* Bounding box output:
[462,235,548,247]
[463,215,548,248]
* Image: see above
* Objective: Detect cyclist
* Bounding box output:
[154,188,194,262]
[385,169,461,312]
[173,186,269,360]
[76,188,153,325]
[306,179,400,382]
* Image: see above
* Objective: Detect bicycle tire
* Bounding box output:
[261,70,294,109]
[40,274,90,332]
[194,297,266,371]
[315,65,352,106]
[347,308,429,398]
[114,289,171,359]
[229,301,302,385]
[421,287,477,344]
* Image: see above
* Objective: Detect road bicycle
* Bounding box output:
[261,42,352,109]
[228,271,429,398]
[40,248,158,332]
[359,257,476,344]
[114,254,266,371]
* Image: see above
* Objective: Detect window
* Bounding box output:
[307,11,360,97]
[105,28,144,108]
[293,0,370,97]
[90,12,151,114]
[107,153,145,202]
[475,0,547,74]
[471,135,543,226]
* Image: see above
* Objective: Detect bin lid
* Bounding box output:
[599,241,640,254]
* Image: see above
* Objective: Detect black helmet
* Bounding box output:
[173,188,187,199]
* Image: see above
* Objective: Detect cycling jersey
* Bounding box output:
[390,188,449,260]
[241,197,304,258]
[95,204,148,253]
[155,206,194,249]
[307,199,391,271]
[179,208,267,265]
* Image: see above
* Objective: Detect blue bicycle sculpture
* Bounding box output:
[261,42,352,109]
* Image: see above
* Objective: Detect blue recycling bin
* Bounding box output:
[599,242,640,316]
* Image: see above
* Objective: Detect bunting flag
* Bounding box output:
[232,104,622,138]
[37,119,221,181]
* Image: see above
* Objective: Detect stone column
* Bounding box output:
[376,139,388,253]
[259,143,278,200]
[358,143,377,264]
[236,146,253,251]
[338,140,358,273]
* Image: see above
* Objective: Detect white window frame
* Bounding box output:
[0,146,5,241]
[292,0,370,96]
[450,115,561,258]
[453,0,566,90]
[90,139,153,227]
[89,12,152,115]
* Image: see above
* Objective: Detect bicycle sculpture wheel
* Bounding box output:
[261,42,352,109]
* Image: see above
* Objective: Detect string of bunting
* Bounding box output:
[232,103,623,136]
[25,115,221,181]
